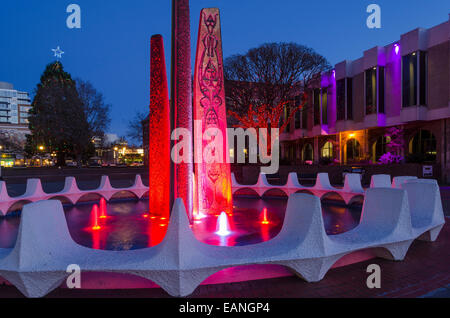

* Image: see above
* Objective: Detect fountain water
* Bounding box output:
[261,208,270,225]
[216,211,231,236]
[99,198,107,219]
[90,204,101,231]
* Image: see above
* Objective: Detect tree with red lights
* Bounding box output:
[224,42,330,154]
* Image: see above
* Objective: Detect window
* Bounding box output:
[373,135,391,162]
[296,144,302,160]
[402,53,417,107]
[283,105,290,132]
[378,66,385,113]
[409,129,436,161]
[336,78,353,121]
[321,141,333,159]
[302,144,313,162]
[336,79,346,121]
[313,89,320,126]
[294,110,300,129]
[419,52,427,106]
[294,96,301,129]
[301,105,308,129]
[346,139,361,161]
[347,78,353,120]
[403,51,427,107]
[321,88,328,125]
[365,67,377,114]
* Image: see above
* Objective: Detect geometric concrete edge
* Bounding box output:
[232,172,419,205]
[0,172,429,216]
[0,174,149,216]
[0,181,445,298]
[370,174,392,188]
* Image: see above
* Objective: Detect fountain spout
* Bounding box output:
[91,204,101,231]
[216,211,231,236]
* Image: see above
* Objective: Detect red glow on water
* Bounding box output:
[261,208,270,225]
[90,204,101,231]
[99,198,107,219]
[92,229,101,249]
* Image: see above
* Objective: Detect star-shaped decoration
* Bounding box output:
[52,46,65,59]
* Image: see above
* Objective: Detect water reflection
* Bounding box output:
[0,196,362,250]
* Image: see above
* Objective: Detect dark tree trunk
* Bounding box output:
[56,151,66,167]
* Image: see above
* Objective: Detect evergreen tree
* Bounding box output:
[27,61,92,166]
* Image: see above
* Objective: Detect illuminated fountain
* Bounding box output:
[261,208,270,225]
[90,204,101,231]
[215,211,231,236]
[99,197,107,219]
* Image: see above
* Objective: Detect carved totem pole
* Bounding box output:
[194,8,233,216]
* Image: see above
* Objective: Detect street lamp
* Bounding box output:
[38,145,45,167]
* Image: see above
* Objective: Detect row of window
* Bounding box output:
[294,51,428,128]
[0,90,17,98]
[283,129,436,163]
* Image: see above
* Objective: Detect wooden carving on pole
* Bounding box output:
[194,8,233,216]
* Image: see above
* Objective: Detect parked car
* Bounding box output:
[66,161,77,167]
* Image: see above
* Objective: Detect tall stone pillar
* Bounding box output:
[193,8,233,216]
[171,0,193,220]
[149,35,170,218]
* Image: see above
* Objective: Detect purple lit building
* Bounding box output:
[281,15,450,183]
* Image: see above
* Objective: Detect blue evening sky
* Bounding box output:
[0,0,449,139]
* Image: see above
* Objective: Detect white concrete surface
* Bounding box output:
[370,174,392,188]
[0,181,444,298]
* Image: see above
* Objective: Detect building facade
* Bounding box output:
[0,81,31,139]
[0,82,32,166]
[281,15,450,182]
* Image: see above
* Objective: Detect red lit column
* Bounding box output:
[149,35,170,218]
[171,0,194,220]
[193,8,233,216]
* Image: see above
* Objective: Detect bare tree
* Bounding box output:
[224,42,330,134]
[127,111,147,146]
[0,130,25,154]
[76,79,111,139]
